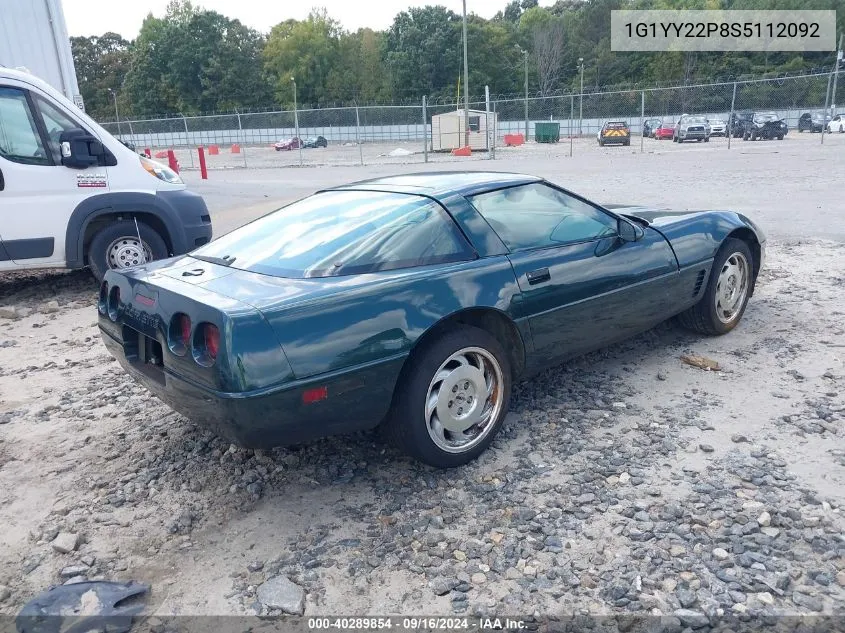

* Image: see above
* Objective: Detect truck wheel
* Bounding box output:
[88,220,169,282]
[382,325,511,468]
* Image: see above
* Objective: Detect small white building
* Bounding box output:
[431,108,497,151]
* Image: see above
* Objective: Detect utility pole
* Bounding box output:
[831,33,843,117]
[515,45,528,140]
[291,77,302,166]
[109,89,122,138]
[578,57,584,137]
[462,0,470,147]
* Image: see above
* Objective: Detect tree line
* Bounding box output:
[71,0,844,121]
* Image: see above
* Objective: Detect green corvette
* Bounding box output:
[98,172,766,467]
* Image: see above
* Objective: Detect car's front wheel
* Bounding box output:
[88,220,169,282]
[384,325,511,468]
[677,238,754,336]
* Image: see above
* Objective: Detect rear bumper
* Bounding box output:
[99,326,404,448]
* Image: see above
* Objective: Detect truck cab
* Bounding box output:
[0,66,212,280]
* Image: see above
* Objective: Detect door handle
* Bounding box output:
[0,167,4,191]
[526,267,551,285]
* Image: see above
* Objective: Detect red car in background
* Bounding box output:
[274,137,302,151]
[654,124,675,140]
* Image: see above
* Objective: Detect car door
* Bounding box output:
[466,182,680,368]
[0,81,110,267]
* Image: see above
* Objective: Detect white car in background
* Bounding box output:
[827,114,845,133]
[708,119,727,136]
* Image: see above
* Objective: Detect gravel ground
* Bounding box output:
[0,141,843,626]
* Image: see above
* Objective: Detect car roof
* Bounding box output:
[326,171,543,198]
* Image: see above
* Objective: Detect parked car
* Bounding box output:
[0,66,212,282]
[274,137,302,151]
[98,171,765,468]
[743,112,787,140]
[708,119,727,137]
[302,136,328,148]
[727,111,754,138]
[798,112,829,133]
[826,114,845,133]
[654,123,675,140]
[673,115,710,143]
[598,121,631,146]
[642,118,662,138]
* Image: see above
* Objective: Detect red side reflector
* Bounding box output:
[135,293,155,307]
[302,386,328,404]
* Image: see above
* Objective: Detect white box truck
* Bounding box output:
[0,0,83,109]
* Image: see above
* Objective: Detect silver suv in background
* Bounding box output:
[673,115,711,143]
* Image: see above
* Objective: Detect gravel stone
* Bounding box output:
[256,576,306,615]
[712,548,730,561]
[757,511,772,527]
[51,532,79,554]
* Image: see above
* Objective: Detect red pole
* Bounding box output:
[167,149,180,174]
[198,146,208,180]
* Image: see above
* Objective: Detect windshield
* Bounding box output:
[756,113,778,122]
[685,117,707,124]
[605,122,627,128]
[191,190,472,278]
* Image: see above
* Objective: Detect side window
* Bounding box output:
[0,87,49,166]
[468,183,618,252]
[33,95,82,164]
[469,116,480,132]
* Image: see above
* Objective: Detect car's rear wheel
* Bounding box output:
[676,238,754,336]
[88,220,169,282]
[383,325,511,468]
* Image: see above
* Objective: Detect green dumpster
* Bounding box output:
[534,121,560,143]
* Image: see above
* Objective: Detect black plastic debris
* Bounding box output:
[16,581,149,633]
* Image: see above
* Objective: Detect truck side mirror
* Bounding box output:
[59,129,102,169]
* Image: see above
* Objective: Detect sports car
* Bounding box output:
[98,172,766,468]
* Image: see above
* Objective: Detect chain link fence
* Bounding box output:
[99,72,842,170]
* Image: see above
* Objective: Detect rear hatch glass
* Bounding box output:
[190,190,472,279]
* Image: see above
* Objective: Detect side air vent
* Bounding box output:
[692,269,706,297]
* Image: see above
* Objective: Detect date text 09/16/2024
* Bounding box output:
[307,617,528,630]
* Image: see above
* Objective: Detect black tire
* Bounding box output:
[88,220,169,282]
[777,135,784,140]
[676,238,754,336]
[704,137,710,143]
[382,325,512,468]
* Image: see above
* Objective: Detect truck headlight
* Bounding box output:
[140,156,183,185]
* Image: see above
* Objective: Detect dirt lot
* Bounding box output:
[0,139,843,626]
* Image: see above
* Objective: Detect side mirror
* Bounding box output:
[618,219,644,242]
[59,129,102,169]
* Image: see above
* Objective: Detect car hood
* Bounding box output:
[602,204,703,226]
[603,204,766,242]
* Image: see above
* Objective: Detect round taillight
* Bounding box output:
[168,313,191,356]
[107,285,121,321]
[98,281,108,314]
[193,323,220,367]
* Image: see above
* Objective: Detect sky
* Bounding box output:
[61,0,531,38]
